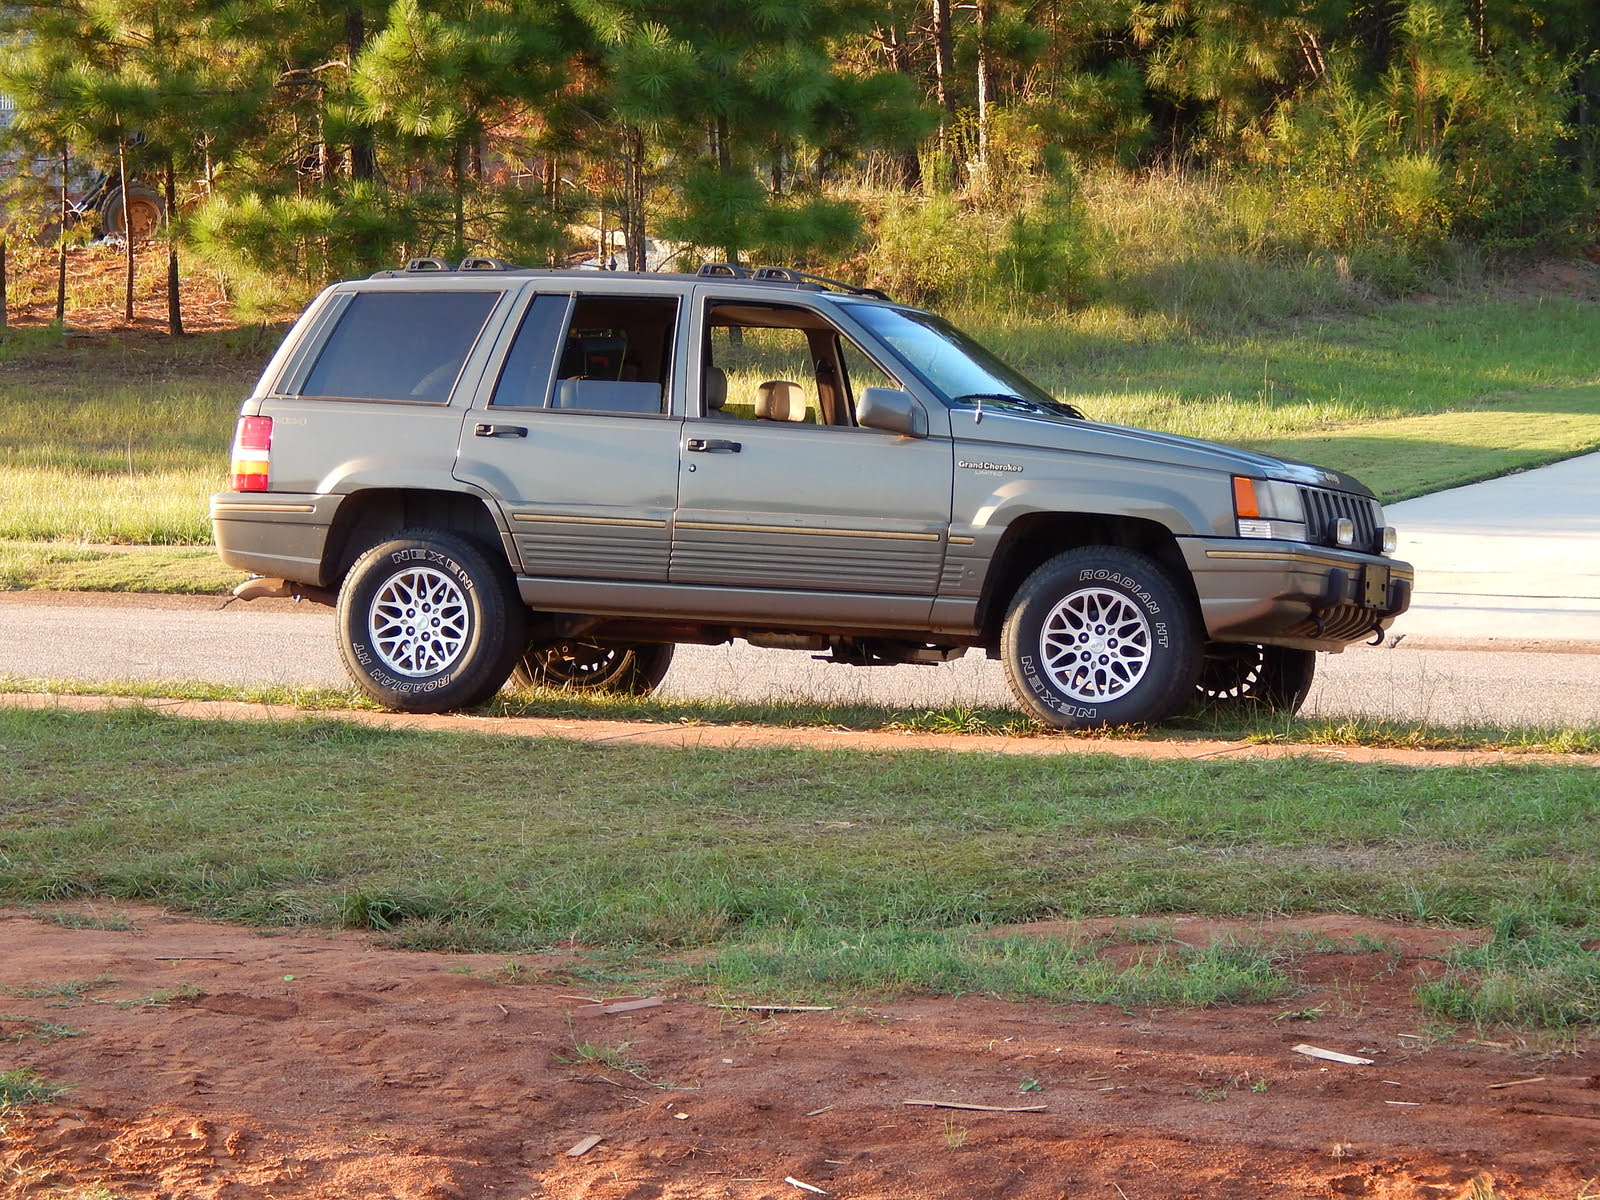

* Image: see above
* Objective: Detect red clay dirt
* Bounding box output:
[2,905,1597,1200]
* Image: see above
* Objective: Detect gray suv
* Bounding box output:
[212,258,1412,729]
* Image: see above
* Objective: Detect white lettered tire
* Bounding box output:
[1000,547,1202,730]
[337,529,526,713]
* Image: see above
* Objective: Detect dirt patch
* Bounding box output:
[2,906,1596,1200]
[4,242,254,337]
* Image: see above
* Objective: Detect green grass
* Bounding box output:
[5,705,1600,967]
[1417,912,1600,1028]
[704,931,1292,1007]
[0,328,268,547]
[4,673,1598,753]
[0,543,245,593]
[0,1067,65,1108]
[979,293,1600,502]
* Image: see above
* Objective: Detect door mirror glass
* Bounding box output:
[857,388,926,438]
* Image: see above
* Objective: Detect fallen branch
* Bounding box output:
[712,1003,836,1013]
[1293,1044,1374,1066]
[904,1099,1048,1113]
[576,997,665,1015]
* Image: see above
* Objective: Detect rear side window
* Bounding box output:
[491,293,678,413]
[301,291,499,402]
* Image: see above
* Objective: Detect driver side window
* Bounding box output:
[701,301,898,426]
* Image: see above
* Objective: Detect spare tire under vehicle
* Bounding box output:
[1195,642,1317,714]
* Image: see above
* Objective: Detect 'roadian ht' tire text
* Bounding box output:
[1001,547,1202,729]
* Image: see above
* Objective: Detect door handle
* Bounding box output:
[686,438,742,453]
[475,423,527,438]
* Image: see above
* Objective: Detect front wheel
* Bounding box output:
[336,529,525,713]
[1000,547,1202,730]
[1195,643,1316,714]
[512,640,674,695]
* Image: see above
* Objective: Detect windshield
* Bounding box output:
[847,304,1081,420]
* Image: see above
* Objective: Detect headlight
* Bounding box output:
[1232,476,1306,542]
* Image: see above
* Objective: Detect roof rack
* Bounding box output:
[696,263,890,302]
[389,255,518,275]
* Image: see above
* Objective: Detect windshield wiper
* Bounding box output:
[951,393,1084,422]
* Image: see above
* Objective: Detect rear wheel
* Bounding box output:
[1000,547,1201,730]
[336,529,525,713]
[1195,643,1316,714]
[512,640,674,695]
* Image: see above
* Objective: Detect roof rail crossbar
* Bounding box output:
[459,256,513,271]
[772,267,891,302]
[697,261,889,301]
[405,257,454,272]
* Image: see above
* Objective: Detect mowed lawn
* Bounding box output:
[2,706,1598,1023]
[3,288,1598,560]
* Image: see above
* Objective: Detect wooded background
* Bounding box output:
[1,0,1595,328]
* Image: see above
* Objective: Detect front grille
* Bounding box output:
[1299,486,1379,552]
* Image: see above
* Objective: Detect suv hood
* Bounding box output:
[958,410,1377,499]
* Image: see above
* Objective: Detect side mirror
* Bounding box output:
[857,388,927,438]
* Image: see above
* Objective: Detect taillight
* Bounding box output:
[232,416,273,491]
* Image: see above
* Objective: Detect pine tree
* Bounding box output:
[572,0,926,266]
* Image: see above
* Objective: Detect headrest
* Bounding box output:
[705,366,728,411]
[756,380,807,421]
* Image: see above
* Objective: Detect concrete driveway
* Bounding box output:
[1383,451,1600,647]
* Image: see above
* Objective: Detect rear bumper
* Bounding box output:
[210,491,342,586]
[1181,538,1413,650]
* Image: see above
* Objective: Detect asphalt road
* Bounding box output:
[3,591,1596,729]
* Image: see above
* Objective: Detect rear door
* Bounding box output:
[453,288,686,581]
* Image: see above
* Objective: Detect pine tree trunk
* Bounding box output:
[975,0,992,168]
[165,160,184,337]
[932,0,957,125]
[55,146,67,324]
[118,134,134,323]
[624,126,647,272]
[347,7,377,180]
[882,25,923,190]
[451,146,466,258]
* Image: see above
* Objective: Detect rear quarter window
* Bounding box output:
[301,291,500,402]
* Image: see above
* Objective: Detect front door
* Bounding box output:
[671,295,952,608]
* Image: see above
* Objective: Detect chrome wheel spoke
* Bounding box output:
[368,566,470,677]
[1037,586,1153,703]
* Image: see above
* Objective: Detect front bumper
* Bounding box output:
[1181,538,1413,650]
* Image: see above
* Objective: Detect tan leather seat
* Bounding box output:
[704,366,735,418]
[755,380,808,422]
